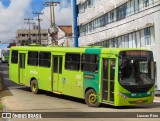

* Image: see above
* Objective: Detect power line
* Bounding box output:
[33,12,44,45]
[43,13,51,23]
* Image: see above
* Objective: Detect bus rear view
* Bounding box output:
[117,50,155,106]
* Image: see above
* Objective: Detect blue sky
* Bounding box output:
[0,44,8,49]
[1,0,10,7]
[0,0,72,45]
[31,0,71,12]
[0,0,71,14]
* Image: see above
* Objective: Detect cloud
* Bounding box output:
[0,0,72,43]
[40,1,72,28]
[0,0,32,43]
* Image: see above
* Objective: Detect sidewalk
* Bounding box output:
[154,96,160,102]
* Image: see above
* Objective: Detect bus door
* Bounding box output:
[52,56,63,92]
[19,53,26,84]
[102,59,116,103]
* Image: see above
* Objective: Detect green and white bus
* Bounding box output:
[1,48,10,63]
[9,46,155,107]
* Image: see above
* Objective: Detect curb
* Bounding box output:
[0,73,4,91]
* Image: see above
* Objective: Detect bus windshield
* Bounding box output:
[118,51,155,93]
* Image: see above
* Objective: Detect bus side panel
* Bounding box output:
[9,51,19,84]
[37,67,52,91]
[83,49,101,102]
[24,65,52,91]
[71,71,84,98]
[9,64,19,84]
[24,65,38,87]
[61,70,84,98]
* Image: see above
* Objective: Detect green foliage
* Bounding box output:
[0,101,3,111]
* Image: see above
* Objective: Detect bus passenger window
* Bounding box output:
[11,50,18,64]
[81,54,98,73]
[28,51,38,66]
[65,53,80,71]
[39,52,51,68]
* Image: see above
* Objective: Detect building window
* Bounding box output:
[89,22,93,32]
[39,52,51,68]
[11,50,18,64]
[99,16,105,27]
[18,34,21,37]
[104,13,108,25]
[65,53,80,71]
[28,51,38,66]
[43,34,47,36]
[134,0,140,13]
[81,54,98,72]
[143,0,149,7]
[144,27,151,45]
[88,0,94,7]
[110,11,115,22]
[116,3,127,20]
[111,38,118,48]
[124,35,129,48]
[80,4,85,13]
[80,25,86,36]
[22,34,25,37]
[78,0,95,14]
[101,41,109,47]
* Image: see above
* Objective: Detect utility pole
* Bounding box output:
[44,1,60,27]
[24,18,33,44]
[33,12,44,45]
[44,1,60,45]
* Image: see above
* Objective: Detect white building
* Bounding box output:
[77,0,160,90]
[57,26,74,47]
[16,29,48,45]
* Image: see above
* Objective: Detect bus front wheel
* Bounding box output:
[85,89,100,107]
[31,79,39,94]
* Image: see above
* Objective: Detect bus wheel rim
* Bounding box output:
[88,93,97,104]
[32,84,36,91]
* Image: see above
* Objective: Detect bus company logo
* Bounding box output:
[30,70,38,74]
[2,113,11,118]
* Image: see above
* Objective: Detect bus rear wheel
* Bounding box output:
[31,79,39,94]
[85,89,100,107]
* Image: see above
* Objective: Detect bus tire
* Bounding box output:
[31,79,39,94]
[85,89,100,107]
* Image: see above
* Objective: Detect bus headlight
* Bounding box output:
[118,91,128,99]
[147,91,154,96]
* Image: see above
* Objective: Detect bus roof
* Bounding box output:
[10,46,151,54]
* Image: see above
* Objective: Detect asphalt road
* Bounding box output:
[0,63,160,121]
